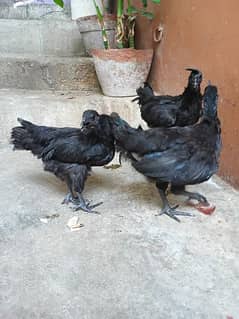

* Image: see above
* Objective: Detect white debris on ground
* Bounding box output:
[67,216,84,232]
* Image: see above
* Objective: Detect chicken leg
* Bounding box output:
[61,180,79,205]
[171,185,209,205]
[72,193,103,214]
[156,182,194,222]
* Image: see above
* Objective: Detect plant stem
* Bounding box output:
[127,0,132,14]
[129,35,135,48]
[117,0,123,17]
[127,16,136,48]
[93,0,110,49]
[100,0,105,14]
[102,28,110,49]
[116,0,124,48]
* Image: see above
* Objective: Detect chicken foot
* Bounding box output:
[61,177,102,213]
[62,192,78,205]
[62,192,100,213]
[171,185,209,205]
[71,193,103,214]
[156,182,194,222]
[62,192,92,207]
[61,178,90,207]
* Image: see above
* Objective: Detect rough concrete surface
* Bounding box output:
[0,89,239,318]
[0,144,239,319]
[0,3,71,20]
[0,19,84,56]
[0,0,71,20]
[0,57,98,91]
[0,89,140,143]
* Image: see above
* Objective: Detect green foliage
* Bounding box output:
[53,0,161,49]
[93,0,109,49]
[141,0,148,8]
[141,11,154,19]
[127,0,161,20]
[117,0,124,16]
[53,0,64,8]
[127,5,138,15]
[93,0,103,22]
[141,0,161,8]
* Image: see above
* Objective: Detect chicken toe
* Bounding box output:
[71,193,102,214]
[156,204,194,222]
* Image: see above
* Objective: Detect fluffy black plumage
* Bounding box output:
[133,68,203,128]
[11,110,115,213]
[112,84,221,221]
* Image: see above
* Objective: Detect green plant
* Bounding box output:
[93,0,110,49]
[53,0,64,8]
[115,0,161,49]
[54,0,161,49]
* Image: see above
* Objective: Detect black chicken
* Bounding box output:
[11,110,115,213]
[111,84,221,222]
[133,68,203,128]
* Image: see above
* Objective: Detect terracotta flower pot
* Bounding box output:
[77,15,116,56]
[91,48,154,97]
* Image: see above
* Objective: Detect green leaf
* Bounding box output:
[53,0,64,8]
[93,0,103,22]
[127,5,139,14]
[141,11,154,19]
[141,0,148,8]
[151,0,161,4]
[117,0,124,17]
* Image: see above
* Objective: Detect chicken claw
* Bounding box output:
[61,193,77,205]
[186,192,209,205]
[156,187,195,222]
[156,205,194,222]
[171,187,209,206]
[72,199,103,214]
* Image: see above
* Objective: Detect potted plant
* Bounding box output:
[54,0,161,97]
[74,1,117,56]
[54,0,116,56]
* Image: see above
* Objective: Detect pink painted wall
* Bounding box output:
[133,0,239,188]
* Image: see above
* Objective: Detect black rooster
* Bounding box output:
[133,68,203,128]
[11,110,115,213]
[111,84,221,222]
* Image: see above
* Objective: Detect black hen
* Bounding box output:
[112,84,221,222]
[133,68,203,128]
[11,110,115,213]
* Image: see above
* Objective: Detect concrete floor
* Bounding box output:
[0,144,239,319]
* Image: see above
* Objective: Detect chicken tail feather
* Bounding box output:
[17,117,35,131]
[11,126,43,156]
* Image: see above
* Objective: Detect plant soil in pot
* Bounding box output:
[77,14,116,56]
[91,48,154,97]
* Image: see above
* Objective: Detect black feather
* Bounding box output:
[134,69,203,128]
[11,110,115,206]
[112,84,221,187]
